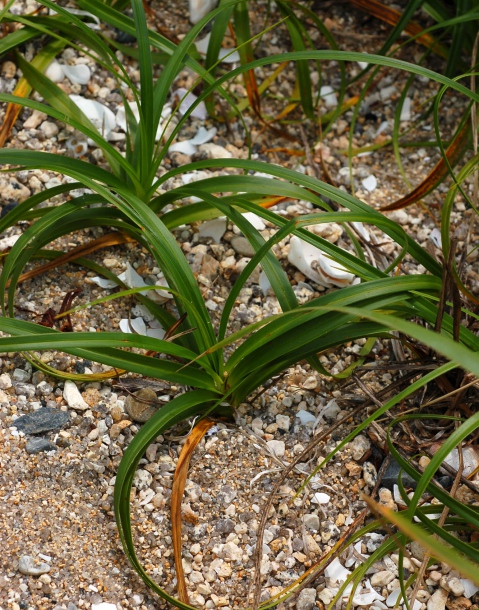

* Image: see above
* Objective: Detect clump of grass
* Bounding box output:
[0,0,479,607]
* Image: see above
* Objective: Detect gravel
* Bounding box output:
[1,0,478,608]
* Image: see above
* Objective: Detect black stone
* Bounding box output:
[14,407,70,435]
[381,457,417,491]
[75,361,85,374]
[1,201,18,218]
[26,438,57,454]
[115,30,136,44]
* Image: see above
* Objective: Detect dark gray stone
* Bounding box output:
[26,438,57,454]
[14,407,70,434]
[215,519,235,534]
[381,457,417,491]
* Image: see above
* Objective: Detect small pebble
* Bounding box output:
[26,438,57,454]
[63,380,89,411]
[18,555,51,576]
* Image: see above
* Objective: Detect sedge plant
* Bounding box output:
[1,0,479,607]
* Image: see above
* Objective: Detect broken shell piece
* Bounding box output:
[146,327,166,340]
[351,221,370,242]
[169,140,197,156]
[361,174,377,192]
[443,445,479,480]
[197,217,227,243]
[66,137,88,157]
[288,235,354,288]
[45,61,64,83]
[131,303,155,322]
[324,558,351,584]
[0,235,21,251]
[119,317,147,336]
[62,64,91,85]
[461,579,479,599]
[352,579,385,606]
[169,126,216,156]
[69,94,116,140]
[173,88,207,120]
[116,101,172,141]
[195,32,240,63]
[118,262,146,289]
[189,0,217,23]
[320,85,338,108]
[385,588,401,607]
[345,541,364,568]
[90,276,117,289]
[155,274,173,300]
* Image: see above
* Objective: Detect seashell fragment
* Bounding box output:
[119,317,147,335]
[288,236,354,288]
[116,101,172,141]
[90,276,117,289]
[69,94,116,140]
[189,0,217,23]
[172,88,207,120]
[195,33,240,63]
[324,558,351,584]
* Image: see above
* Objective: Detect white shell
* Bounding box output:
[352,580,385,607]
[155,274,172,300]
[461,579,479,599]
[62,64,91,85]
[0,235,21,251]
[90,276,116,289]
[173,88,207,120]
[169,140,197,156]
[324,558,351,584]
[69,94,116,140]
[296,410,316,425]
[288,235,354,288]
[131,303,155,322]
[189,126,217,145]
[119,317,147,335]
[146,327,166,340]
[116,101,171,141]
[45,61,64,83]
[351,221,370,242]
[195,33,240,63]
[189,0,217,23]
[385,588,401,607]
[117,262,146,289]
[169,126,216,156]
[197,217,227,243]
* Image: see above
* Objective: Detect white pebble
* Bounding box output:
[63,380,89,411]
